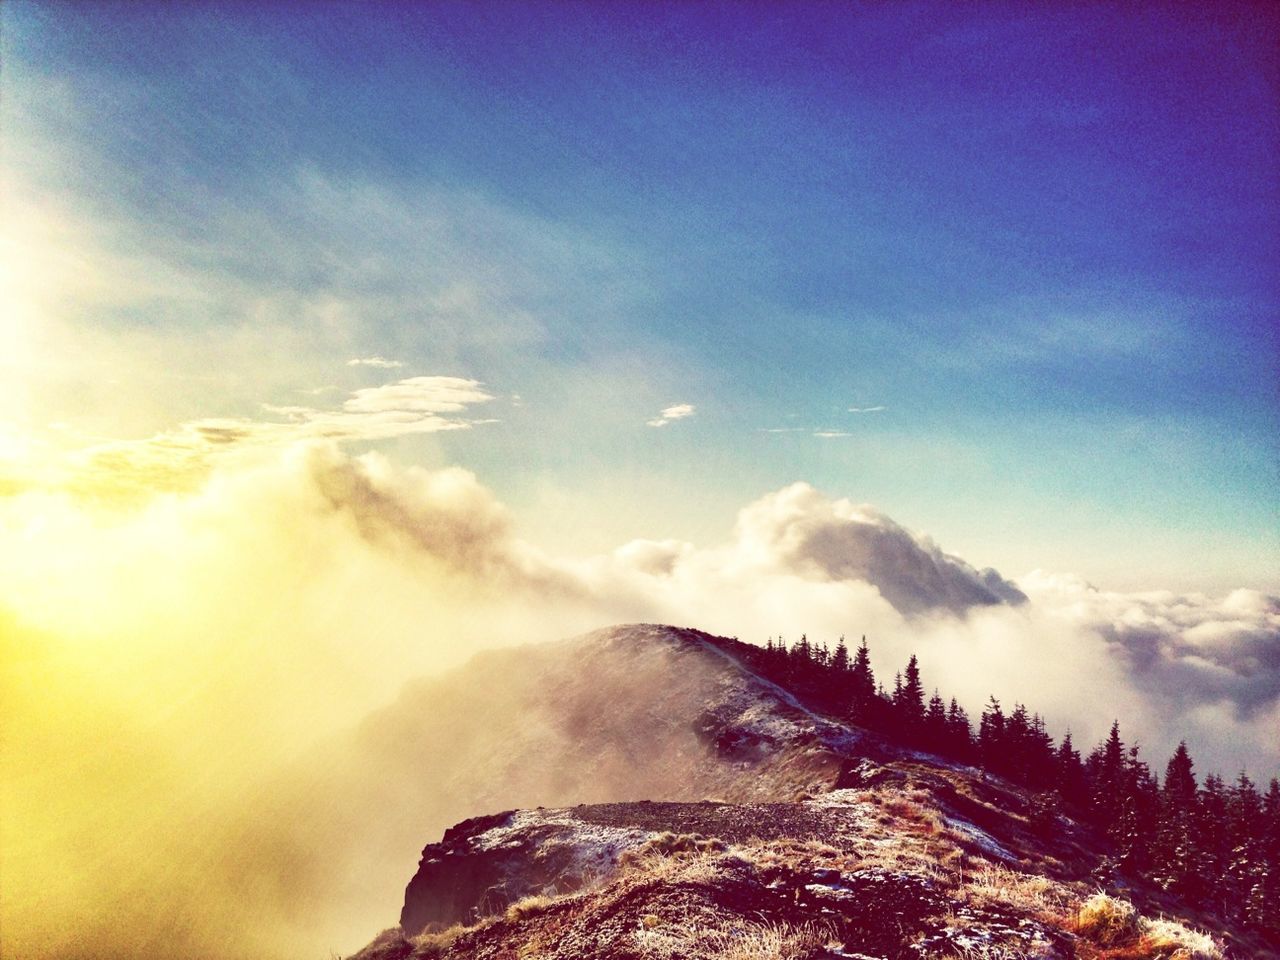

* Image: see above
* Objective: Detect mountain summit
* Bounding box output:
[339,624,1270,959]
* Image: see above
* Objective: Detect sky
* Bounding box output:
[3,1,1277,588]
[1,3,1279,958]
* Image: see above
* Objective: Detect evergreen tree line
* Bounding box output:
[744,633,1280,938]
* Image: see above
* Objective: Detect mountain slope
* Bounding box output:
[338,624,1271,960]
[353,788,1228,960]
[240,624,885,954]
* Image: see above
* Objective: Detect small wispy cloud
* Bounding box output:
[51,377,497,498]
[347,356,404,369]
[759,427,806,434]
[814,430,853,438]
[848,405,886,413]
[647,403,695,428]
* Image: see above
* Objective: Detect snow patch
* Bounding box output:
[468,806,656,877]
[942,814,1016,863]
[693,636,865,752]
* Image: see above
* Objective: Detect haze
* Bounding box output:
[1,4,1277,959]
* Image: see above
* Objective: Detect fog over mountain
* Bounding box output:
[2,444,1277,960]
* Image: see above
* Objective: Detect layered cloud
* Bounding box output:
[17,376,495,499]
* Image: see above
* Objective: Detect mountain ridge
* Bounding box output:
[343,623,1276,959]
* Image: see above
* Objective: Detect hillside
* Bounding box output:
[342,624,1274,959]
[240,624,890,952]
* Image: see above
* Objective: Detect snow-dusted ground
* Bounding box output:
[686,631,868,754]
[941,814,1016,863]
[467,807,658,882]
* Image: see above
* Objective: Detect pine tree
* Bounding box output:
[1054,732,1089,808]
[1225,772,1264,926]
[978,697,1005,773]
[1088,721,1126,832]
[1027,713,1056,790]
[1258,778,1280,940]
[1165,742,1197,807]
[832,636,850,673]
[924,690,947,753]
[1005,704,1032,784]
[946,698,973,763]
[1195,773,1230,913]
[793,633,812,669]
[894,655,926,742]
[847,637,876,725]
[1113,743,1158,873]
[770,636,788,676]
[1153,742,1199,898]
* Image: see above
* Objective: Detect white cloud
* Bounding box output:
[718,482,1027,614]
[3,444,1277,960]
[347,356,404,369]
[342,376,493,415]
[646,402,696,427]
[31,377,496,499]
[848,405,887,413]
[814,430,853,438]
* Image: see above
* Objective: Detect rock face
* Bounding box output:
[399,807,652,934]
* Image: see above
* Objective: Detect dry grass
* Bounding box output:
[742,826,959,889]
[740,837,847,872]
[628,831,728,857]
[1073,893,1223,960]
[618,845,729,885]
[505,894,559,922]
[961,862,1078,923]
[409,923,468,957]
[1077,893,1141,945]
[1138,918,1223,959]
[937,944,1057,960]
[632,920,834,960]
[860,786,967,848]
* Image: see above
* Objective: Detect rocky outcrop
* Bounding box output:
[399,807,655,934]
[357,782,1107,960]
[397,797,887,935]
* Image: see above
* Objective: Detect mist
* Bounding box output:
[2,442,1276,959]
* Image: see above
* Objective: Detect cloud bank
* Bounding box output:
[1,443,1276,959]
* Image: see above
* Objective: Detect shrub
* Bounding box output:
[505,894,558,923]
[1074,894,1223,959]
[410,923,466,957]
[1076,892,1140,945]
[1137,918,1222,960]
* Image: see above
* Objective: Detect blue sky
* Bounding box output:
[3,1,1277,588]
